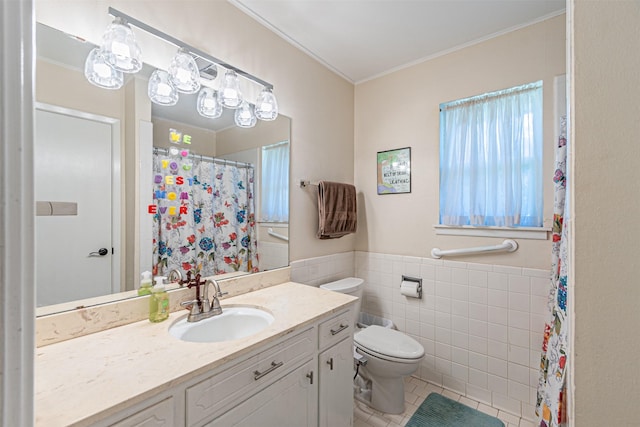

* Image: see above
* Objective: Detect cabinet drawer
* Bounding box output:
[204,359,316,427]
[186,327,315,426]
[318,310,352,350]
[110,397,174,427]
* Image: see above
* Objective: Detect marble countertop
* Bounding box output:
[35,282,357,427]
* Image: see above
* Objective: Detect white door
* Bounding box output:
[35,107,118,306]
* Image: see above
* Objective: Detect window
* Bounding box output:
[261,141,289,222]
[439,81,543,228]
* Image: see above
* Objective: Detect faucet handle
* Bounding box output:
[209,295,223,316]
[180,299,201,313]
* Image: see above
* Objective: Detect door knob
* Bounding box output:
[89,248,109,257]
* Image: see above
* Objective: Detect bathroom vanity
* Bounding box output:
[35,282,357,427]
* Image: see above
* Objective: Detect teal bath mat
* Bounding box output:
[405,393,505,427]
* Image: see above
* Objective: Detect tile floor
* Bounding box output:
[353,376,537,427]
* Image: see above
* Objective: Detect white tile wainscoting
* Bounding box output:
[290,251,550,422]
[290,251,355,286]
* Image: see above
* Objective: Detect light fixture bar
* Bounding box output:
[108,7,274,90]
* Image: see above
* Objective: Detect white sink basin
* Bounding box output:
[169,306,274,343]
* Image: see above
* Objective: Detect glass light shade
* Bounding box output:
[148,70,179,106]
[219,69,243,109]
[196,88,223,119]
[235,101,257,128]
[254,87,279,121]
[84,48,124,90]
[168,48,201,94]
[100,17,142,73]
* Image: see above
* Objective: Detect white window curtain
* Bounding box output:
[439,81,543,227]
[261,141,289,222]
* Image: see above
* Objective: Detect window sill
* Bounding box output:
[433,224,550,240]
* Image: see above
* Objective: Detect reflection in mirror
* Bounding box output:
[35,22,290,315]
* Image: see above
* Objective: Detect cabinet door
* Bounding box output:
[319,338,353,427]
[109,397,174,427]
[206,360,317,427]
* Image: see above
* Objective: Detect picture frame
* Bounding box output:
[377,147,411,195]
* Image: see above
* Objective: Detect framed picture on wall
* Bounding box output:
[377,147,411,195]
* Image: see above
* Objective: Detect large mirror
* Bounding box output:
[35,22,290,316]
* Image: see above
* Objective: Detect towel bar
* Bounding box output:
[299,180,319,188]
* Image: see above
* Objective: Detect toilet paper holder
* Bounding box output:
[401,275,422,299]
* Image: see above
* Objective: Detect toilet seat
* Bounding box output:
[354,325,424,363]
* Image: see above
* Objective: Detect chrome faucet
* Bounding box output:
[180,276,228,322]
[167,269,183,285]
[204,279,225,316]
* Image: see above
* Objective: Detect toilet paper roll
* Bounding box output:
[400,280,421,298]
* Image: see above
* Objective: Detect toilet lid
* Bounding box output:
[354,325,425,360]
[319,277,363,293]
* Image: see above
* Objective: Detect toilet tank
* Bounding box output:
[320,277,364,327]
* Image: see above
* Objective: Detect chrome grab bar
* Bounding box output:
[431,239,518,259]
[267,228,289,242]
[253,361,284,381]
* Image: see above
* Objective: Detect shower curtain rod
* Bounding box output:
[153,147,254,169]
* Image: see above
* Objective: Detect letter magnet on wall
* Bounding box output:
[169,128,182,144]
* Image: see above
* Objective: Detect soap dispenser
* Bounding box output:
[138,271,153,296]
[149,276,170,323]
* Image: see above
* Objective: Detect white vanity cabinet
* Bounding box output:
[191,308,354,427]
[187,327,316,426]
[48,299,356,427]
[109,397,175,427]
[318,310,354,427]
[206,359,317,426]
[319,338,354,427]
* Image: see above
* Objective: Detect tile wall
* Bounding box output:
[290,251,355,286]
[291,250,550,422]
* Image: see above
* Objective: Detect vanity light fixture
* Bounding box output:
[196,87,223,118]
[168,48,201,94]
[99,16,142,73]
[148,69,179,106]
[235,101,257,128]
[254,87,279,121]
[86,7,279,125]
[84,47,124,89]
[219,69,243,109]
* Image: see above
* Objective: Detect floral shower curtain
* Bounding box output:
[536,116,569,427]
[152,153,259,277]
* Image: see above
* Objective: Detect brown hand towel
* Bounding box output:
[317,181,357,239]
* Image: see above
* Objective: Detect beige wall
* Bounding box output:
[36,59,124,118]
[572,1,640,425]
[216,114,290,156]
[36,0,356,264]
[355,15,566,270]
[152,117,217,157]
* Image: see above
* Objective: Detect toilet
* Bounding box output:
[319,277,425,415]
[354,325,424,414]
[319,277,364,327]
